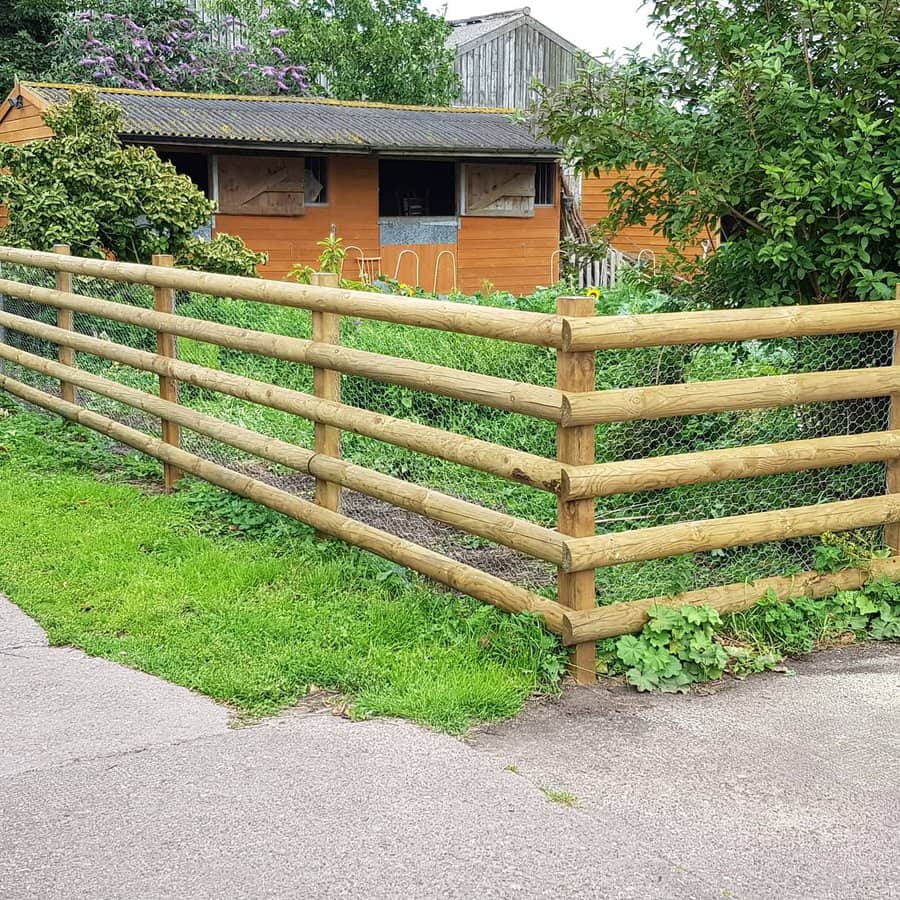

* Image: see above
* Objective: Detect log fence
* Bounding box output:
[1,243,899,685]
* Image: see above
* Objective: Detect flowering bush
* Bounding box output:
[52,0,307,95]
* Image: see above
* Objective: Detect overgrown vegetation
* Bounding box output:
[51,0,307,94]
[599,532,900,693]
[208,0,461,105]
[1,0,459,105]
[533,0,899,305]
[0,91,265,275]
[0,402,567,730]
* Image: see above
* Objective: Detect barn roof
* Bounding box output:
[447,7,581,56]
[19,82,560,158]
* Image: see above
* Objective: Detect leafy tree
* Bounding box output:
[209,0,461,105]
[0,0,69,97]
[50,0,308,94]
[533,0,899,305]
[0,91,266,275]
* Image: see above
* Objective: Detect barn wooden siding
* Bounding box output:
[454,21,577,109]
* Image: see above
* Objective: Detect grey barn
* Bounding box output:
[447,7,581,109]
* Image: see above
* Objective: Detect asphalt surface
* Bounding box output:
[2,594,898,899]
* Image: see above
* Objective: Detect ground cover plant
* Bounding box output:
[0,402,567,730]
[598,532,900,692]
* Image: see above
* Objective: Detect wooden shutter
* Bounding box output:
[463,164,536,218]
[217,155,305,216]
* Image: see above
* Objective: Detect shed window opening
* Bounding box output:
[379,160,456,217]
[535,162,556,206]
[159,151,211,199]
[305,156,328,204]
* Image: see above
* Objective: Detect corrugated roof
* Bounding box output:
[447,8,528,48]
[24,82,559,157]
[447,7,581,56]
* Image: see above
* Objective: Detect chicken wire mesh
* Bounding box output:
[0,260,894,604]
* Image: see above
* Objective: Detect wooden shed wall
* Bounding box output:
[0,95,55,228]
[214,156,380,280]
[0,101,54,146]
[582,167,715,261]
[457,204,559,295]
[454,23,578,109]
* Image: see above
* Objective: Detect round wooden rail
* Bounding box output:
[0,341,567,565]
[564,494,900,572]
[561,556,900,643]
[560,430,900,499]
[0,309,567,492]
[0,373,567,635]
[561,368,900,426]
[561,299,900,351]
[0,245,567,348]
[0,278,566,423]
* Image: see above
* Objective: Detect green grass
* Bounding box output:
[0,406,566,731]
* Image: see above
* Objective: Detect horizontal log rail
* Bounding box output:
[0,373,567,635]
[562,299,900,351]
[0,278,567,422]
[561,555,900,644]
[0,245,567,348]
[560,430,900,500]
[564,494,900,572]
[0,309,567,492]
[0,342,568,565]
[4,253,899,668]
[561,367,900,426]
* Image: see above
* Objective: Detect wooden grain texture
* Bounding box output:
[0,307,567,492]
[0,341,567,565]
[311,271,342,528]
[0,372,567,635]
[0,276,566,421]
[562,299,900,351]
[217,155,305,216]
[463,164,535,218]
[565,493,900,572]
[151,254,182,490]
[562,367,900,426]
[555,295,596,684]
[52,244,75,405]
[562,430,900,500]
[214,156,379,280]
[886,286,900,551]
[453,17,577,108]
[457,205,560,296]
[562,556,900,644]
[0,245,566,348]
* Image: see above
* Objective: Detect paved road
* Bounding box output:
[2,595,898,899]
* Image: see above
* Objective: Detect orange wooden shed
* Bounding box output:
[0,82,564,295]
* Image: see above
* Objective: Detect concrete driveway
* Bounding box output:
[2,595,898,899]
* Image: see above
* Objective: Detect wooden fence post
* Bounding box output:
[311,271,342,531]
[557,295,597,684]
[152,253,182,491]
[886,282,900,553]
[53,244,76,404]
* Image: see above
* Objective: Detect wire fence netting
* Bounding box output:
[0,261,893,604]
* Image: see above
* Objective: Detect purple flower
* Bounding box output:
[272,46,286,60]
[270,27,289,37]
